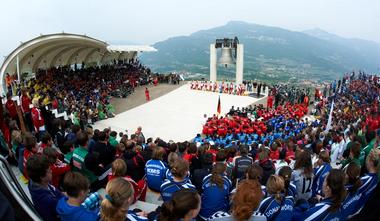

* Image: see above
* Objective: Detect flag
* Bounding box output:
[325,100,334,132]
[217,96,221,115]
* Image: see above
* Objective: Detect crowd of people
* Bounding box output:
[1,70,380,221]
[190,80,268,97]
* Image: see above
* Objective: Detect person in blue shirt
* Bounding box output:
[342,151,378,219]
[199,163,232,220]
[160,159,195,202]
[100,177,148,221]
[158,189,201,221]
[145,147,168,192]
[208,180,266,221]
[278,166,297,199]
[311,150,332,197]
[258,175,294,221]
[293,169,348,221]
[56,172,99,221]
[26,154,64,221]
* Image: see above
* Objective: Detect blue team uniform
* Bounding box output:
[293,198,346,221]
[160,178,195,202]
[311,163,332,197]
[258,195,294,221]
[126,210,148,221]
[145,159,168,191]
[342,172,378,218]
[199,174,232,219]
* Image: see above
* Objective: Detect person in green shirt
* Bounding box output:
[342,141,362,169]
[109,131,118,148]
[359,130,379,167]
[72,132,97,184]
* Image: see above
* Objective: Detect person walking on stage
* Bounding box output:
[145,87,150,101]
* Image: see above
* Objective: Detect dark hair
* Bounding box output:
[61,140,74,154]
[211,163,226,189]
[216,150,227,162]
[26,155,50,183]
[158,189,200,221]
[63,172,90,197]
[279,149,287,160]
[278,166,292,196]
[239,145,248,156]
[110,131,117,137]
[125,141,135,150]
[76,132,89,147]
[152,147,165,161]
[319,150,331,163]
[326,169,346,212]
[41,132,52,145]
[294,151,313,178]
[201,152,213,165]
[98,131,107,142]
[71,124,81,134]
[350,142,361,159]
[345,162,362,194]
[245,164,263,181]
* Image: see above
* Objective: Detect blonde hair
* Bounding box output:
[100,178,134,221]
[112,159,127,177]
[266,175,285,202]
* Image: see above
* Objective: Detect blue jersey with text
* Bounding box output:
[145,159,168,191]
[258,195,294,221]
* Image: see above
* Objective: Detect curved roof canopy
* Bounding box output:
[0,33,156,94]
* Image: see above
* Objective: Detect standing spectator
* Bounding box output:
[292,151,313,201]
[31,99,45,138]
[20,89,33,132]
[233,145,253,181]
[5,94,18,125]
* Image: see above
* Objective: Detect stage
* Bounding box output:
[93,84,267,141]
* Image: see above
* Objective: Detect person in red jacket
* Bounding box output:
[43,147,70,188]
[267,94,274,110]
[20,89,34,132]
[5,94,18,124]
[23,133,38,179]
[145,87,150,101]
[31,100,45,136]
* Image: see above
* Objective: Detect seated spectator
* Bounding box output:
[62,141,75,164]
[122,140,146,182]
[258,175,294,221]
[23,133,38,178]
[43,147,71,188]
[56,172,99,221]
[208,180,266,221]
[92,131,115,167]
[145,147,168,192]
[232,145,253,181]
[275,149,288,174]
[160,159,195,202]
[257,147,275,185]
[72,132,98,185]
[341,141,361,169]
[311,150,331,197]
[100,178,148,221]
[38,132,53,153]
[191,152,213,192]
[109,131,118,148]
[293,169,347,221]
[108,159,147,202]
[115,143,126,158]
[342,149,379,218]
[292,151,313,201]
[199,163,232,220]
[26,154,64,221]
[278,166,297,198]
[158,189,201,221]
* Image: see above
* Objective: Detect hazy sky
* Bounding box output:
[1,0,379,58]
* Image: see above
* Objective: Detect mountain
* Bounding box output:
[140,21,380,83]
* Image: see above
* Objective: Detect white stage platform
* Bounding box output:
[94,84,266,141]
